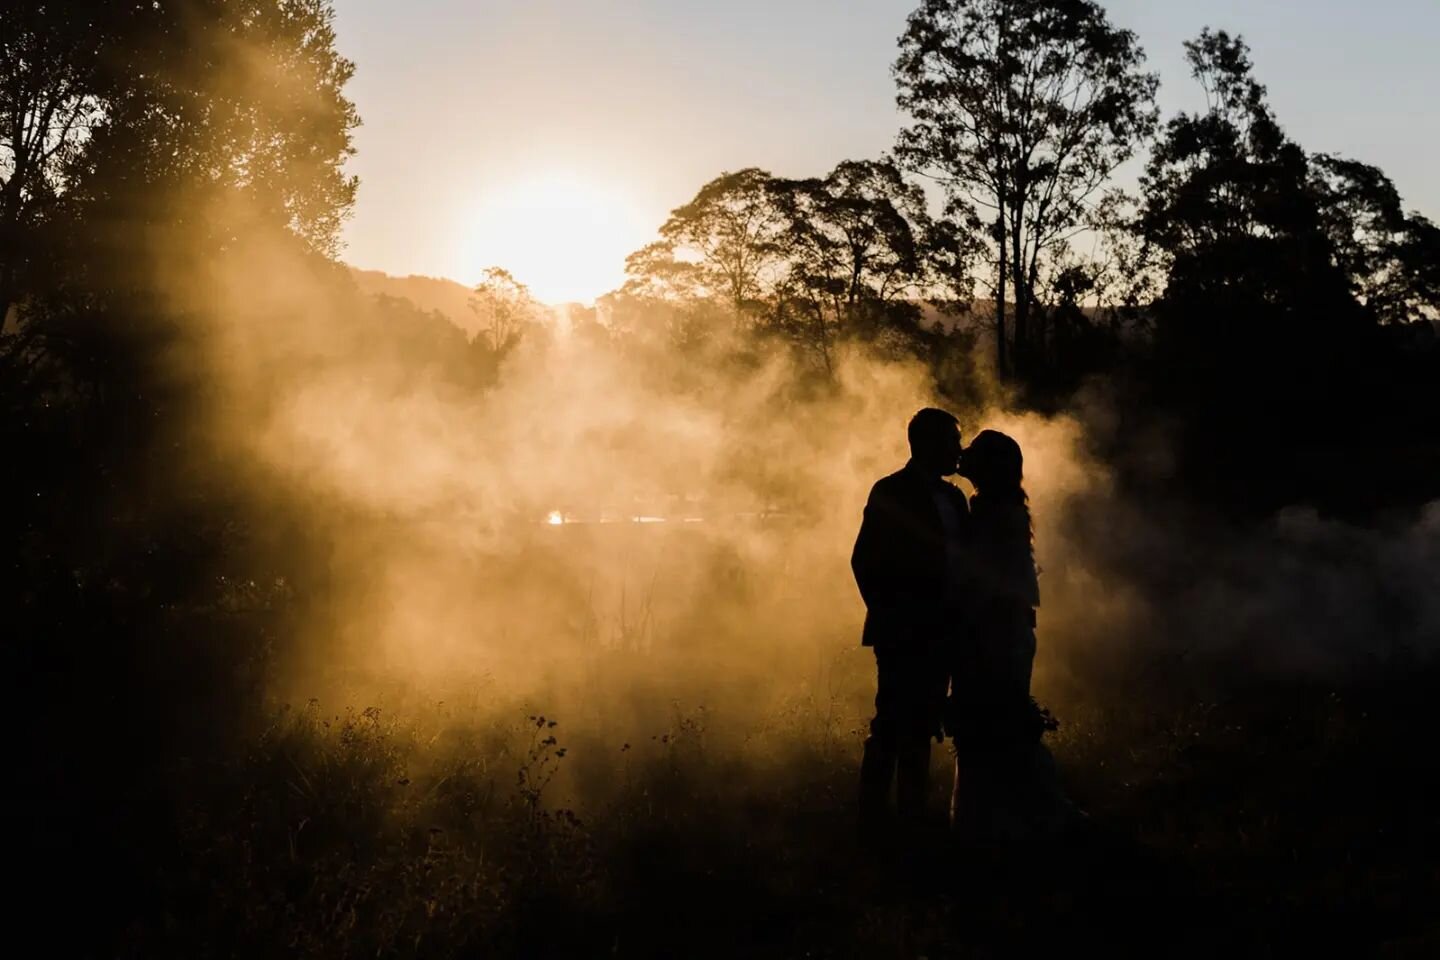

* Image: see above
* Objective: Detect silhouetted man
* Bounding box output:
[852,408,968,829]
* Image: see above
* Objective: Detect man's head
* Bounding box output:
[907,407,962,478]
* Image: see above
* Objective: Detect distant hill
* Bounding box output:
[348,267,480,336]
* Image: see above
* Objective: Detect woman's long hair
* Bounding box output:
[962,430,1037,600]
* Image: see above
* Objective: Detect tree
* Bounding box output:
[1140,32,1311,275]
[3,8,369,943]
[0,2,113,320]
[469,266,543,364]
[767,159,978,372]
[1137,29,1365,361]
[2,0,362,675]
[1309,154,1440,326]
[1141,30,1438,334]
[1,0,359,322]
[75,0,359,256]
[1134,29,1440,510]
[622,168,787,332]
[894,0,1158,378]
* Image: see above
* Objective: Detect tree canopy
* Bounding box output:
[1,0,358,319]
[894,0,1159,378]
[616,161,978,376]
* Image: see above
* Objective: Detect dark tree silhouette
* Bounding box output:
[622,168,787,333]
[1136,29,1439,511]
[1309,154,1440,327]
[1140,31,1438,341]
[70,0,359,261]
[894,0,1158,379]
[616,160,979,376]
[0,2,113,320]
[767,159,978,372]
[3,4,362,948]
[1,0,358,323]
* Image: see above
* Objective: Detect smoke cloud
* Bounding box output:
[155,227,1439,795]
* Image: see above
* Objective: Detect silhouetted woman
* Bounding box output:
[950,429,1074,842]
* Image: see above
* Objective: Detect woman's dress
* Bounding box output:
[949,494,1074,840]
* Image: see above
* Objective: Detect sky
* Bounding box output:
[333,0,1440,304]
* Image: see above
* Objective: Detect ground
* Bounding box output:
[68,661,1440,958]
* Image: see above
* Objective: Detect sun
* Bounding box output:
[459,170,651,305]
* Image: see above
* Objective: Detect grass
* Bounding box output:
[85,660,1440,959]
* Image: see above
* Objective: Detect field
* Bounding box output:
[52,648,1436,958]
[19,509,1438,958]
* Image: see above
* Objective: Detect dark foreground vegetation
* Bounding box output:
[31,662,1440,958]
[5,1,1438,956]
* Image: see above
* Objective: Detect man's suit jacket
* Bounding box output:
[850,461,970,648]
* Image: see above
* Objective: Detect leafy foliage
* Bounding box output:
[1133,29,1440,509]
[618,161,979,377]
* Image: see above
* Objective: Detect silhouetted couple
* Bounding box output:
[852,408,1074,844]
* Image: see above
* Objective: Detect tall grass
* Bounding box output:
[104,657,1440,958]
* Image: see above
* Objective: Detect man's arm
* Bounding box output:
[851,483,894,610]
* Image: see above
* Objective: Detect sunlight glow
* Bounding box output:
[546,510,564,526]
[460,170,651,305]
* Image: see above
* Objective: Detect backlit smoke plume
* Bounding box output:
[159,229,1440,770]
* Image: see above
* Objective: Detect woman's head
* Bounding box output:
[959,429,1024,497]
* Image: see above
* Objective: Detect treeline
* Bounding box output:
[590,7,1439,512]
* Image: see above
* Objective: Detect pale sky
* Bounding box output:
[334,0,1439,304]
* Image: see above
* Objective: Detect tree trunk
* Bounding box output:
[0,212,19,332]
[1026,252,1045,374]
[995,210,1008,379]
[0,271,13,334]
[1011,203,1028,379]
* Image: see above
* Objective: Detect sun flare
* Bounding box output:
[460,170,650,305]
